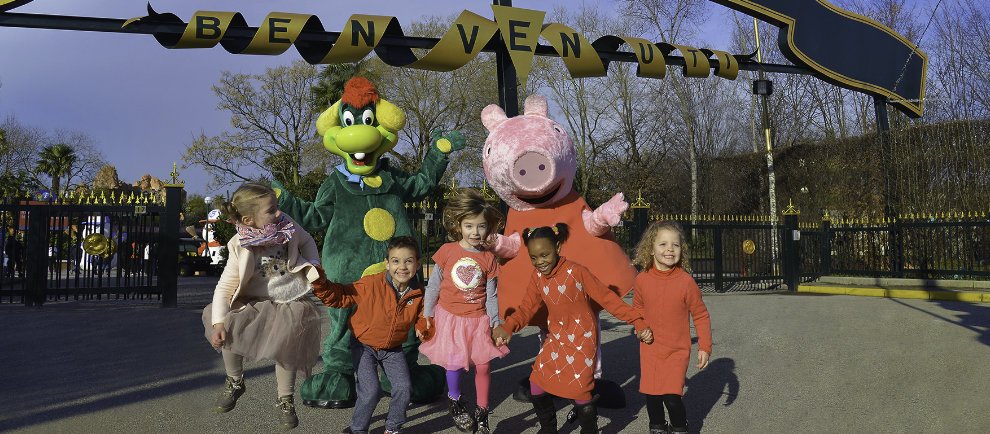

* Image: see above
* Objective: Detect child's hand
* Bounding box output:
[491,326,511,346]
[424,316,432,332]
[210,323,226,349]
[415,328,425,340]
[311,267,328,292]
[637,327,654,344]
[697,350,710,369]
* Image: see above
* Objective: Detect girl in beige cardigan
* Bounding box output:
[201,182,323,431]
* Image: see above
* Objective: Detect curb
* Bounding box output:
[815,276,990,290]
[797,285,990,303]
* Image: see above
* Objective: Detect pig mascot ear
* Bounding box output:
[482,104,508,132]
[523,95,548,117]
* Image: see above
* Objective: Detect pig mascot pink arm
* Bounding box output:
[481,95,638,410]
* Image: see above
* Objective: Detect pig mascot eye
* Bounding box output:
[342,111,355,126]
[361,109,375,125]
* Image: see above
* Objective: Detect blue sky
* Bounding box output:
[0,0,735,196]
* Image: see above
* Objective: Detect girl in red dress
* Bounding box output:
[632,221,713,434]
[492,223,654,434]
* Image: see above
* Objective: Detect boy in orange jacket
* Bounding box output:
[312,236,432,434]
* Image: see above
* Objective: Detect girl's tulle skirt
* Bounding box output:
[203,297,322,374]
[419,304,509,370]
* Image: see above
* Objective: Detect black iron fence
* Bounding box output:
[0,187,181,306]
[799,213,990,280]
[9,182,980,306]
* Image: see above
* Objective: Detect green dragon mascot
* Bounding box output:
[276,77,458,408]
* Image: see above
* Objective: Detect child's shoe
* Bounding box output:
[669,422,688,433]
[214,376,245,413]
[276,395,298,430]
[649,422,670,434]
[446,395,475,432]
[572,397,598,434]
[474,406,492,434]
[530,393,558,434]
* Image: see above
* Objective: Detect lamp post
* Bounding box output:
[753,19,779,272]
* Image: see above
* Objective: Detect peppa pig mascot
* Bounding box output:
[483,95,637,410]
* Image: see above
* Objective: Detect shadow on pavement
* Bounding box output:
[684,357,739,433]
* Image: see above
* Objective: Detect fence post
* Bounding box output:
[158,186,181,308]
[629,190,651,252]
[892,218,904,278]
[782,200,801,291]
[25,203,49,306]
[714,226,724,293]
[821,216,832,276]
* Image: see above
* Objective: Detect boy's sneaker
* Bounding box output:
[446,395,475,432]
[214,376,245,413]
[474,406,492,434]
[650,422,670,434]
[276,395,298,430]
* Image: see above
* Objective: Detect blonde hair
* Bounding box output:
[220,182,277,223]
[633,220,690,272]
[442,188,505,241]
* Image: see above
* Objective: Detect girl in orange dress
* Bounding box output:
[632,221,713,434]
[492,223,654,434]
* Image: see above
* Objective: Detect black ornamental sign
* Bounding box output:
[1,0,927,117]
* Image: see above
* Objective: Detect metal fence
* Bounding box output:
[799,214,990,280]
[0,187,181,306]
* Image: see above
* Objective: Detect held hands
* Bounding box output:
[210,323,226,349]
[417,316,433,340]
[430,130,466,154]
[491,326,512,347]
[311,267,329,293]
[697,350,711,370]
[637,327,654,344]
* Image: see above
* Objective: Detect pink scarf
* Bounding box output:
[235,214,295,247]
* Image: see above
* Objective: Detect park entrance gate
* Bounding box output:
[0,186,181,306]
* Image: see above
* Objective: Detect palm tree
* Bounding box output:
[309,61,378,110]
[35,143,77,198]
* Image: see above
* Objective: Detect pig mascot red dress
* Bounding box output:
[483,95,636,411]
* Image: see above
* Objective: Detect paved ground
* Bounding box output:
[2,277,989,433]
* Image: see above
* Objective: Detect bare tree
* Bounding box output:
[182,60,326,190]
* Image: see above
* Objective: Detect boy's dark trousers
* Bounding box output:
[349,343,411,434]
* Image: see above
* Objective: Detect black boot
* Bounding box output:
[573,398,599,434]
[669,422,688,433]
[531,393,557,434]
[474,405,492,434]
[446,395,475,433]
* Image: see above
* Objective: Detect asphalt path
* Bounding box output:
[1,276,989,433]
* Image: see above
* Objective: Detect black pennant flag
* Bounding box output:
[710,0,927,117]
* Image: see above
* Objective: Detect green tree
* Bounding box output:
[310,61,379,111]
[35,143,77,197]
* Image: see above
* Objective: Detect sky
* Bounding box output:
[0,0,736,197]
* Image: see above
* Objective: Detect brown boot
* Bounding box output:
[276,395,298,430]
[214,376,245,413]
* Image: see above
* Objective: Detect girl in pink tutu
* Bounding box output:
[202,182,323,431]
[420,188,509,434]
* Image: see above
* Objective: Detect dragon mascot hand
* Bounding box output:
[482,95,634,409]
[276,77,461,408]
